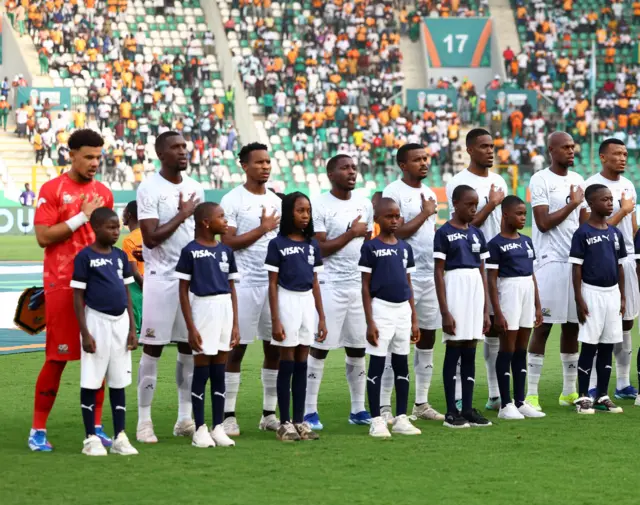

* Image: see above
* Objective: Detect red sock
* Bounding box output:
[95,382,105,426]
[32,360,67,430]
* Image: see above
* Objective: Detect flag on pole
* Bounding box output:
[590,39,597,95]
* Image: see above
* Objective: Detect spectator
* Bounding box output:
[19,183,35,207]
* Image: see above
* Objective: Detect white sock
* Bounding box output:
[455,360,462,401]
[304,355,325,416]
[261,368,278,412]
[345,356,366,414]
[614,330,633,390]
[589,354,598,391]
[137,353,159,427]
[414,348,434,404]
[176,352,194,421]
[380,354,394,407]
[224,372,241,413]
[526,353,544,396]
[560,352,579,396]
[484,337,500,398]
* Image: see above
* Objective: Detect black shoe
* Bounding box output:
[462,408,493,427]
[443,412,470,429]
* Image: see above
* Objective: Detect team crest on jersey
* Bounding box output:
[403,248,408,268]
[308,246,315,266]
[526,242,534,258]
[220,251,229,273]
[62,192,74,204]
[471,234,481,253]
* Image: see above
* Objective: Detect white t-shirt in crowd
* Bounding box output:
[136,172,205,277]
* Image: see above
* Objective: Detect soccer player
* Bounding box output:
[526,132,587,411]
[361,198,421,438]
[266,192,327,441]
[72,207,139,456]
[434,185,492,429]
[583,139,637,399]
[304,154,374,430]
[445,129,508,411]
[176,202,239,448]
[122,201,144,334]
[219,143,282,436]
[570,184,625,414]
[486,196,545,419]
[29,128,113,452]
[135,131,204,443]
[382,143,443,422]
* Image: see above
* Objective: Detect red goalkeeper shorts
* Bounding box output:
[45,288,80,361]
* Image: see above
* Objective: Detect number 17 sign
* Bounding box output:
[422,17,492,68]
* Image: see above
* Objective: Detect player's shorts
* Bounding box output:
[412,277,441,330]
[237,284,272,345]
[129,282,143,335]
[578,283,623,345]
[497,276,535,330]
[443,269,485,342]
[81,306,132,389]
[45,288,81,361]
[313,282,366,350]
[191,293,233,355]
[366,298,412,357]
[271,287,315,348]
[535,261,578,324]
[139,275,187,345]
[621,256,639,321]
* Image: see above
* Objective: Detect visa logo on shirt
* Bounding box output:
[280,246,305,256]
[500,243,522,252]
[191,250,216,259]
[373,249,399,257]
[586,235,610,245]
[447,233,467,242]
[90,258,113,267]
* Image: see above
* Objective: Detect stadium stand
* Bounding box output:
[14,0,237,190]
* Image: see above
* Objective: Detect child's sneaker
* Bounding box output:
[110,432,138,455]
[82,434,108,456]
[28,429,53,452]
[462,408,492,427]
[594,396,623,414]
[380,406,394,425]
[295,422,320,440]
[136,421,158,444]
[222,416,240,437]
[517,402,546,418]
[391,414,421,435]
[211,424,236,446]
[173,418,196,437]
[258,414,280,432]
[498,402,525,420]
[412,402,445,421]
[574,396,595,414]
[369,416,392,438]
[276,421,300,442]
[443,412,470,429]
[192,425,216,448]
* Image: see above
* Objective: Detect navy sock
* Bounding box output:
[636,348,640,391]
[81,388,97,437]
[367,355,386,418]
[277,360,295,423]
[192,365,209,430]
[292,361,307,424]
[512,349,527,407]
[109,388,126,437]
[460,347,476,412]
[443,345,461,414]
[391,353,410,416]
[496,351,513,408]
[209,363,226,428]
[578,343,597,397]
[596,343,614,399]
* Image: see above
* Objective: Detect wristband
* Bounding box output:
[65,212,89,232]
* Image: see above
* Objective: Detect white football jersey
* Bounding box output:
[383,179,437,280]
[529,167,585,268]
[220,185,282,287]
[312,191,374,285]
[584,172,637,255]
[136,172,205,277]
[445,168,508,242]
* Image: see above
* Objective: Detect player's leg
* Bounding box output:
[258,285,280,432]
[513,327,545,417]
[558,262,580,406]
[496,329,522,419]
[526,323,551,409]
[483,331,501,411]
[304,283,348,429]
[344,287,371,425]
[191,354,214,448]
[294,343,318,441]
[136,343,163,443]
[210,351,235,446]
[379,353,394,423]
[173,293,196,437]
[276,346,299,442]
[442,341,467,428]
[459,340,492,426]
[616,257,638,399]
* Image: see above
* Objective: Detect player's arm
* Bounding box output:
[533,185,584,233]
[123,237,143,287]
[221,207,279,251]
[34,193,104,248]
[268,271,286,341]
[395,194,436,240]
[571,263,588,323]
[471,183,505,229]
[434,258,455,335]
[139,193,198,249]
[312,272,327,342]
[130,261,143,287]
[229,280,240,347]
[178,278,201,352]
[479,261,491,334]
[72,288,95,353]
[125,286,138,350]
[532,273,543,327]
[607,191,635,227]
[315,215,368,257]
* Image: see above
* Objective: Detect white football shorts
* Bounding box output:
[313,282,366,350]
[412,277,441,330]
[621,256,639,321]
[139,275,188,345]
[191,293,233,355]
[271,287,315,348]
[236,284,272,345]
[578,283,623,345]
[497,276,535,330]
[81,306,131,389]
[535,261,578,324]
[366,298,412,357]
